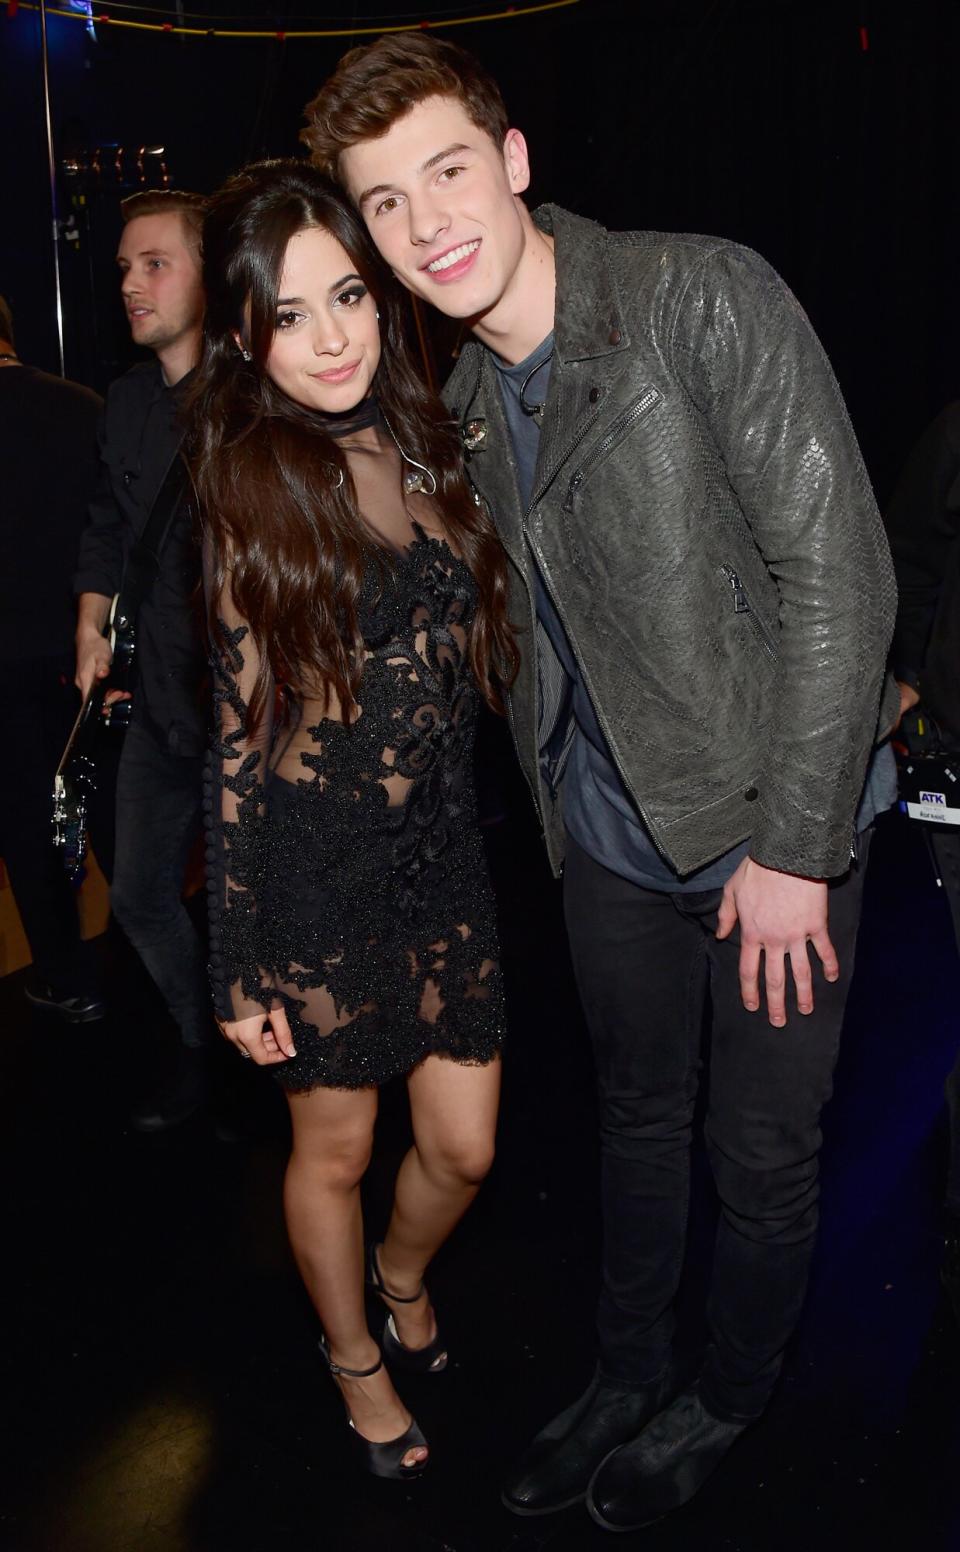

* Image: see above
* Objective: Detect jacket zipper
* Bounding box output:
[528,402,602,515]
[720,564,778,660]
[455,348,559,838]
[563,388,662,512]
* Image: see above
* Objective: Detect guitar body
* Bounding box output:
[52,685,107,876]
[52,450,186,875]
[52,599,136,877]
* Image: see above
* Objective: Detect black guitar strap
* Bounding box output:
[114,446,190,630]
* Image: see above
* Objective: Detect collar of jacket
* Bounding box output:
[452,204,631,434]
[531,203,632,364]
[448,204,638,555]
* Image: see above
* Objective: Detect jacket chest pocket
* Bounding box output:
[563,387,663,512]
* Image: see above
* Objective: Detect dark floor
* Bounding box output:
[2,804,959,1552]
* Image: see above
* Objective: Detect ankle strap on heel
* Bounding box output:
[319,1338,383,1380]
[367,1242,425,1304]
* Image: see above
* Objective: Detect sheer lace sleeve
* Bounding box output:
[202,546,276,1023]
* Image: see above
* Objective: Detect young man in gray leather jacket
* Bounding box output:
[305,35,898,1532]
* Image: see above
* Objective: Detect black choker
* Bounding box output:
[315,395,381,439]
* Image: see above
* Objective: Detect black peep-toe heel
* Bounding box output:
[319,1339,429,1480]
[367,1242,449,1375]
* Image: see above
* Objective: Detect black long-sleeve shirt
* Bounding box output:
[0,365,102,663]
[73,359,206,756]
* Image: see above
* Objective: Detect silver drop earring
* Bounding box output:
[382,414,438,497]
[240,346,252,362]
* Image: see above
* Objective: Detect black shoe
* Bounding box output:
[586,1387,750,1532]
[319,1339,429,1480]
[367,1243,448,1375]
[502,1365,677,1518]
[24,981,105,1023]
[129,1045,209,1134]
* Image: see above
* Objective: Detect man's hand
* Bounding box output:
[216,1007,297,1064]
[75,629,113,701]
[716,856,838,1027]
[75,592,114,701]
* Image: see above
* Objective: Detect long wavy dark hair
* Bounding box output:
[188,158,518,729]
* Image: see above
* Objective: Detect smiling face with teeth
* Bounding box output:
[341,96,555,364]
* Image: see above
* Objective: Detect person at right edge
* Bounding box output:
[304,35,900,1532]
[885,403,960,1322]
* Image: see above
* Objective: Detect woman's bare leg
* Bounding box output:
[377,1053,502,1350]
[284,1082,427,1467]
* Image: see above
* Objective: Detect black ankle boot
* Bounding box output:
[130,1045,209,1134]
[586,1386,751,1531]
[502,1364,677,1518]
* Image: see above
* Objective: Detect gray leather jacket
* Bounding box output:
[444,205,898,879]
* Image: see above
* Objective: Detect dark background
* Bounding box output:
[2,0,959,503]
[4,8,960,1547]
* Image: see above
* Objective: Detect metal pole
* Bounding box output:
[39,0,66,376]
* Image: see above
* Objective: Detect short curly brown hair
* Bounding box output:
[302,34,509,183]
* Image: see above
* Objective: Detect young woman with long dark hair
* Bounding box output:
[189,160,518,1479]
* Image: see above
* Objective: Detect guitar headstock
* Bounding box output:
[52,772,89,877]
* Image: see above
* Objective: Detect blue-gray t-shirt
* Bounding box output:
[493,338,894,891]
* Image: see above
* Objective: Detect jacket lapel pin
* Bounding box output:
[461,417,487,455]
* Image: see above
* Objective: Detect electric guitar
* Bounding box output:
[52,596,135,877]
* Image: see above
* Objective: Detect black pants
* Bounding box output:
[929,828,960,1216]
[563,832,871,1422]
[0,657,96,992]
[111,717,209,1049]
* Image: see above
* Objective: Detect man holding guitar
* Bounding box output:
[74,189,211,1133]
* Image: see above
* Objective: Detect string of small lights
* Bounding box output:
[8,0,580,40]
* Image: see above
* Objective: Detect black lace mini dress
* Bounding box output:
[203,401,505,1092]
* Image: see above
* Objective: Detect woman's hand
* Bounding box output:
[217,1008,297,1064]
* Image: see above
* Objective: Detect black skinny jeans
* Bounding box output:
[563,831,871,1422]
[111,717,209,1049]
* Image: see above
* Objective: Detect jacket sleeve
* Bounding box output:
[73,396,126,599]
[202,549,276,1023]
[671,243,897,877]
[885,402,960,681]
